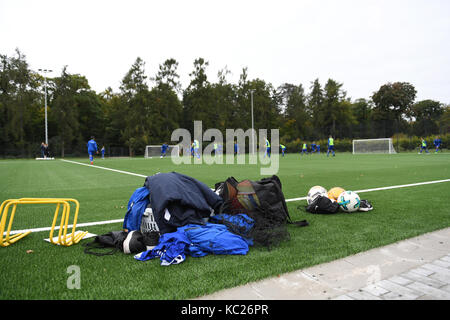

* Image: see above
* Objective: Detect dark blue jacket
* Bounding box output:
[144,172,223,234]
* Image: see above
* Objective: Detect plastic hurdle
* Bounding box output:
[0,198,88,247]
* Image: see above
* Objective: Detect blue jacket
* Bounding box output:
[134,223,249,266]
[123,187,150,231]
[87,139,98,153]
[144,172,223,234]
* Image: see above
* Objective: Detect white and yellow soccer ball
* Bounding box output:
[337,190,361,212]
[306,186,328,205]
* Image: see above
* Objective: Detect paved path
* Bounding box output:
[197,227,450,300]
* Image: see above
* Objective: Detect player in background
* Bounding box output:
[234,141,239,156]
[280,144,286,157]
[434,136,442,153]
[301,142,308,155]
[87,136,99,165]
[40,142,46,158]
[160,143,169,158]
[193,139,200,159]
[101,145,105,159]
[310,141,317,154]
[327,135,335,157]
[264,138,271,158]
[213,142,220,157]
[317,144,321,154]
[419,137,430,154]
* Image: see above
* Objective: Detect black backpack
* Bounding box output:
[215,175,308,248]
[305,195,340,214]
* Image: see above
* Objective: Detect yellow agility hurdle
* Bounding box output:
[0,198,88,247]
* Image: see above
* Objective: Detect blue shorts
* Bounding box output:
[328,146,334,150]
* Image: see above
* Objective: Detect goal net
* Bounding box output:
[352,138,397,154]
[144,145,180,158]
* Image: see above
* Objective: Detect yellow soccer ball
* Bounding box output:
[328,187,346,201]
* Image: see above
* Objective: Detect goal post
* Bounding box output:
[144,145,180,158]
[352,138,397,154]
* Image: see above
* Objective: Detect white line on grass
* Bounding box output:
[60,159,147,178]
[6,219,124,235]
[285,179,450,202]
[6,159,449,235]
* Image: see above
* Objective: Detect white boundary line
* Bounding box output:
[5,159,449,235]
[285,179,450,202]
[60,159,147,178]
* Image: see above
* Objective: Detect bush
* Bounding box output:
[281,133,449,154]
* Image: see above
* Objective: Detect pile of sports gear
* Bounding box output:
[304,185,373,214]
[90,172,303,266]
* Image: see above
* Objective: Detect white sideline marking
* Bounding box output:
[6,219,124,235]
[6,159,448,235]
[285,179,450,202]
[60,159,147,178]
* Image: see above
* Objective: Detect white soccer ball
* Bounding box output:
[337,190,361,213]
[306,185,328,205]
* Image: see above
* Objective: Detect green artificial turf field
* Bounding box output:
[0,152,449,300]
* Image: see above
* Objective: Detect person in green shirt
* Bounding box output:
[418,137,430,154]
[193,139,200,159]
[301,142,308,155]
[264,139,271,158]
[280,144,286,157]
[327,135,335,157]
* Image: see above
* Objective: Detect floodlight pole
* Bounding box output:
[38,68,52,145]
[250,89,255,154]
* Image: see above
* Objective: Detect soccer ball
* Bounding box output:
[337,191,361,213]
[306,185,328,205]
[328,187,346,201]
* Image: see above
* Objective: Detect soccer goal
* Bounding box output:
[352,138,397,154]
[144,145,180,158]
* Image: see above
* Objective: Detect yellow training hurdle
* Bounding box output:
[0,198,88,247]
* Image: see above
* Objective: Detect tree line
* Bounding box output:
[1,49,449,158]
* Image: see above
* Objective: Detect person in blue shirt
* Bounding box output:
[327,135,335,157]
[87,136,98,165]
[310,141,317,154]
[161,143,169,158]
[317,144,321,154]
[434,136,442,153]
[101,145,105,159]
[234,141,239,156]
[419,137,430,154]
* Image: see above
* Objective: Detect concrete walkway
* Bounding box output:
[197,227,450,300]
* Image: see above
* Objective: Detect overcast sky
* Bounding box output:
[1,0,449,103]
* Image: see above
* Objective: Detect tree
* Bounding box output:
[308,79,324,138]
[410,100,443,136]
[278,83,311,140]
[51,66,86,157]
[182,58,216,132]
[437,105,450,135]
[0,49,41,156]
[154,58,181,93]
[120,57,152,155]
[371,82,417,142]
[352,98,374,138]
